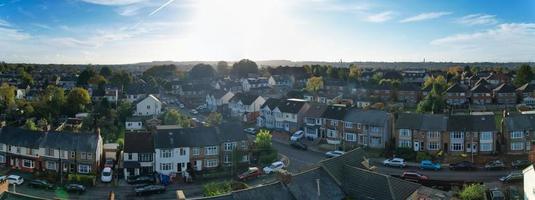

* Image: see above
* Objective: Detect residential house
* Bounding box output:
[134,94,162,116]
[503,113,534,155]
[394,113,448,153]
[321,105,349,146]
[447,113,497,155]
[303,104,327,140]
[396,84,421,106]
[228,93,266,122]
[444,83,468,106]
[241,77,269,92]
[126,84,157,103]
[524,165,535,200]
[123,132,154,179]
[470,83,493,105]
[257,98,283,129]
[268,75,293,89]
[276,99,309,133]
[369,84,393,102]
[303,91,342,104]
[516,83,535,105]
[342,109,391,149]
[402,69,427,84]
[125,116,148,131]
[205,90,234,112]
[493,83,517,105]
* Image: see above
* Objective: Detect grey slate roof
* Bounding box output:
[124,132,154,153]
[286,168,345,200]
[154,122,245,148]
[470,83,492,93]
[321,105,349,120]
[0,127,99,152]
[231,182,295,200]
[505,113,535,131]
[493,83,516,93]
[517,83,535,93]
[303,104,328,118]
[229,93,260,105]
[343,109,389,127]
[396,113,448,131]
[447,114,497,132]
[260,98,282,110]
[445,83,466,93]
[277,99,306,113]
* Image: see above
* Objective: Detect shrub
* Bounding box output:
[393,147,416,161]
[258,150,278,166]
[67,174,96,186]
[203,181,232,197]
[459,184,485,200]
[416,152,432,162]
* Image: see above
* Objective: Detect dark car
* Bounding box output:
[29,179,55,190]
[400,171,428,182]
[127,175,155,185]
[499,172,523,183]
[238,167,261,181]
[485,160,505,170]
[449,161,475,170]
[134,184,166,196]
[290,141,307,150]
[511,159,531,169]
[65,184,86,194]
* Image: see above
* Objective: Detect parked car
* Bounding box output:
[29,179,55,190]
[190,109,198,115]
[65,184,86,194]
[7,175,24,185]
[290,141,307,150]
[419,160,441,171]
[243,128,256,135]
[400,171,428,182]
[263,161,285,174]
[101,167,113,183]
[134,184,166,196]
[127,175,155,185]
[499,172,523,183]
[489,188,505,200]
[290,130,304,141]
[511,159,531,169]
[382,158,406,168]
[325,150,345,158]
[449,161,475,170]
[485,160,505,170]
[238,167,262,180]
[179,104,185,109]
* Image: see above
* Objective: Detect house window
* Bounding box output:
[344,133,357,142]
[205,146,218,155]
[45,148,54,156]
[78,165,91,174]
[0,155,5,163]
[344,122,353,129]
[330,120,338,126]
[224,155,231,164]
[160,163,172,171]
[224,143,236,151]
[451,143,463,151]
[161,149,172,158]
[357,123,362,129]
[205,159,218,167]
[326,129,337,138]
[370,126,380,133]
[147,105,151,109]
[511,142,524,151]
[398,140,411,148]
[139,153,153,162]
[427,131,440,139]
[128,153,132,160]
[428,142,439,150]
[451,132,464,139]
[511,131,523,139]
[80,152,87,160]
[16,147,21,154]
[480,132,492,141]
[70,151,76,158]
[192,148,200,156]
[179,148,186,156]
[480,143,492,152]
[399,129,411,137]
[46,161,57,170]
[370,137,381,146]
[23,159,34,168]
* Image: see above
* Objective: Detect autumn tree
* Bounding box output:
[162,109,192,128]
[206,112,222,126]
[306,76,324,93]
[348,65,362,81]
[66,87,91,114]
[0,83,16,111]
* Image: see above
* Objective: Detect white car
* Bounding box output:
[383,158,406,168]
[101,167,113,183]
[290,130,304,141]
[7,175,24,185]
[263,161,285,174]
[325,150,346,158]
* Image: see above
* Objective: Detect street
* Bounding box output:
[272,141,325,173]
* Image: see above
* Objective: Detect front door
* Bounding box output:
[414,141,420,151]
[195,160,202,171]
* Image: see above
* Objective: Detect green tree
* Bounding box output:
[206,112,222,126]
[66,87,91,114]
[110,70,132,91]
[88,74,107,85]
[231,59,259,78]
[216,61,230,76]
[99,66,113,78]
[305,76,324,93]
[371,73,383,84]
[514,64,533,86]
[337,68,348,80]
[203,182,232,197]
[254,130,277,165]
[0,83,16,111]
[77,68,96,86]
[117,101,133,123]
[162,109,191,128]
[459,184,485,200]
[348,65,362,81]
[23,119,38,131]
[423,75,447,92]
[20,70,34,87]
[255,130,272,149]
[326,66,336,78]
[189,63,216,79]
[416,83,445,114]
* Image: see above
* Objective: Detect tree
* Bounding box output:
[254,130,277,165]
[326,66,336,78]
[206,112,222,126]
[162,109,191,128]
[35,85,66,120]
[423,75,447,92]
[143,65,177,79]
[416,83,445,114]
[231,59,258,78]
[20,70,34,87]
[255,130,272,150]
[189,63,216,79]
[77,68,96,86]
[348,65,362,81]
[88,74,107,85]
[514,64,533,86]
[305,76,323,93]
[110,70,132,91]
[337,68,348,80]
[66,87,91,114]
[459,184,485,200]
[23,119,38,131]
[0,83,16,111]
[216,61,230,76]
[117,101,133,123]
[99,66,113,78]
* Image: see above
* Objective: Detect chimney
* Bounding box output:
[176,190,186,200]
[316,178,321,197]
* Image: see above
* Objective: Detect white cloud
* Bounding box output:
[79,0,147,6]
[430,23,535,61]
[0,19,11,27]
[366,11,393,23]
[0,27,31,41]
[457,14,497,26]
[400,12,451,23]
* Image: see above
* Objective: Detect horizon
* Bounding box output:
[1,0,534,64]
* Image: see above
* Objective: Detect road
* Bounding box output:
[271,141,325,173]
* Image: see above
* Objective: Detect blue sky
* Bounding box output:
[0,0,534,64]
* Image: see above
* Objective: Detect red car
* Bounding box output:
[401,171,428,182]
[238,167,261,180]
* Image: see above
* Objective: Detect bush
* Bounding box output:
[459,184,485,200]
[416,152,432,162]
[258,150,278,166]
[203,181,232,197]
[393,147,416,161]
[67,174,96,186]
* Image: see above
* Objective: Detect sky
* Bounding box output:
[0,0,534,64]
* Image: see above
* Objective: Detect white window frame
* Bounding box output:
[78,164,91,174]
[511,142,524,151]
[480,132,492,141]
[160,149,172,158]
[451,132,464,139]
[224,143,236,151]
[344,133,357,142]
[46,161,57,170]
[398,140,411,148]
[205,159,218,167]
[22,159,34,168]
[330,120,338,126]
[427,131,440,139]
[480,143,492,152]
[428,141,439,150]
[327,129,337,138]
[511,131,523,139]
[399,129,411,137]
[192,147,200,156]
[0,155,5,163]
[451,143,463,151]
[160,163,172,171]
[344,122,353,129]
[205,146,218,156]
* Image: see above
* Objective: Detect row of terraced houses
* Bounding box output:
[256,98,535,155]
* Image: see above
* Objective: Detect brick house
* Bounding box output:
[503,113,534,155]
[493,83,517,105]
[470,83,493,105]
[394,113,448,153]
[396,84,421,106]
[444,83,468,106]
[516,83,535,105]
[446,114,497,155]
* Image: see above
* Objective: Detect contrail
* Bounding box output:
[149,0,176,16]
